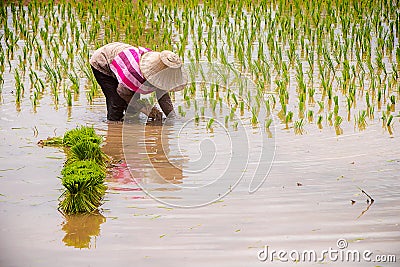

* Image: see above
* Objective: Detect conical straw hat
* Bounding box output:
[139,50,188,92]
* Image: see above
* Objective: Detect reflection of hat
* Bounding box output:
[139,50,188,92]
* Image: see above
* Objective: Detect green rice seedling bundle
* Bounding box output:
[59,160,106,214]
[40,126,108,214]
[67,140,107,166]
[63,126,102,147]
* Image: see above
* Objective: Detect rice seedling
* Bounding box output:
[240,101,245,115]
[192,112,199,124]
[317,115,323,129]
[178,105,186,117]
[251,107,258,126]
[327,112,333,126]
[206,118,215,130]
[66,90,72,107]
[284,111,293,129]
[229,106,236,120]
[368,106,375,119]
[233,121,238,130]
[334,115,343,128]
[355,110,368,130]
[14,70,23,103]
[308,87,315,103]
[308,110,314,122]
[334,116,343,135]
[317,101,324,113]
[68,72,80,95]
[381,112,387,127]
[387,115,394,127]
[390,95,396,112]
[59,160,106,214]
[294,119,305,134]
[224,115,229,127]
[265,118,273,130]
[386,103,392,116]
[333,95,339,115]
[210,99,217,113]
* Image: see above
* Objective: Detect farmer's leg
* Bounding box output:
[116,85,145,115]
[91,66,127,121]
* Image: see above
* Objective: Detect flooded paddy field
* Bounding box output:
[1,0,399,266]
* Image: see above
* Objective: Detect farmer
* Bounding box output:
[89,42,187,121]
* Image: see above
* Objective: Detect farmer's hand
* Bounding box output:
[148,106,163,121]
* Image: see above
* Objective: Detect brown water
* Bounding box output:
[1,2,399,265]
[0,90,399,266]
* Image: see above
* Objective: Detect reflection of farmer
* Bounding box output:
[104,123,185,184]
[89,42,187,121]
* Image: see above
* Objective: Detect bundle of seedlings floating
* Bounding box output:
[60,160,106,214]
[61,126,107,214]
[63,126,103,147]
[39,126,108,214]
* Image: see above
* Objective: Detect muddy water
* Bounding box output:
[1,2,399,265]
[1,88,399,267]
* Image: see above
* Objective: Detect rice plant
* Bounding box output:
[251,107,258,126]
[265,118,273,130]
[307,110,314,122]
[355,110,368,131]
[66,90,72,107]
[68,72,80,95]
[14,70,23,103]
[334,115,343,135]
[284,111,293,129]
[1,0,399,138]
[233,121,238,130]
[334,116,343,127]
[387,115,394,127]
[207,117,215,130]
[386,114,394,135]
[317,115,323,129]
[294,118,305,134]
[390,95,396,112]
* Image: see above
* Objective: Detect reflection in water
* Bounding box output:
[142,123,184,184]
[102,122,125,163]
[110,122,186,187]
[61,212,106,249]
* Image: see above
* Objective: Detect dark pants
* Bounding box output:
[91,66,127,121]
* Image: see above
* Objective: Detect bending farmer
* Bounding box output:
[90,42,187,121]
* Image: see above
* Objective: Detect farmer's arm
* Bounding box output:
[156,89,175,116]
[116,84,151,115]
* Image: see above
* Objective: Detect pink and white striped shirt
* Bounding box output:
[110,46,154,94]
